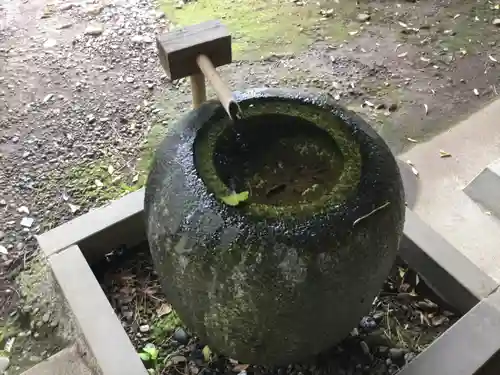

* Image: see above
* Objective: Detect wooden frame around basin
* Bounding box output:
[37,187,500,375]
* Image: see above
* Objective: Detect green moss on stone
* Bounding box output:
[195,100,361,218]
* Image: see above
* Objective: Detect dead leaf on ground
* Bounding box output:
[156,303,172,317]
[233,364,250,372]
[439,150,452,158]
[431,315,448,327]
[406,160,419,177]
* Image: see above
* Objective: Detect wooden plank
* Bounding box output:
[156,20,232,80]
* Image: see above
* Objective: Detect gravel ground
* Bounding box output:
[0,0,173,310]
[1,0,500,372]
[94,243,457,375]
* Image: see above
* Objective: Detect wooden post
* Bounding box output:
[190,74,206,109]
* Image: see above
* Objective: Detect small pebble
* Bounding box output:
[17,206,29,214]
[173,327,189,345]
[84,23,104,36]
[388,103,398,112]
[359,316,377,330]
[43,39,57,49]
[0,356,10,373]
[58,3,73,11]
[493,18,500,26]
[356,13,371,22]
[139,324,150,333]
[389,347,406,360]
[42,312,51,323]
[20,217,34,228]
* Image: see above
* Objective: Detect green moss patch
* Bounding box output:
[66,160,143,206]
[160,0,361,59]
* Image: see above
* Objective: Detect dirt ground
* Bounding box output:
[0,0,500,372]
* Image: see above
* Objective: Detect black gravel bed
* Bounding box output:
[93,243,459,375]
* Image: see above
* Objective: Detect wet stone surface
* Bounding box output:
[94,243,458,375]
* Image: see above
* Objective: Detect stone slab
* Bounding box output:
[476,350,500,375]
[398,289,500,375]
[401,98,500,282]
[48,245,148,375]
[20,345,94,375]
[464,158,500,219]
[37,189,145,263]
[401,209,498,313]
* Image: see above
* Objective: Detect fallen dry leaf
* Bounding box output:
[156,303,172,317]
[0,245,8,255]
[439,150,452,158]
[233,364,250,372]
[489,55,498,63]
[406,160,419,177]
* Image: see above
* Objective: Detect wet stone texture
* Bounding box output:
[94,243,458,375]
[144,91,406,365]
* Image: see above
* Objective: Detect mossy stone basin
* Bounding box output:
[144,88,405,365]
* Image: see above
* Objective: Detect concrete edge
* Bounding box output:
[464,160,500,218]
[397,289,500,375]
[397,159,419,210]
[401,208,499,314]
[47,244,148,375]
[20,344,95,375]
[37,189,145,263]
